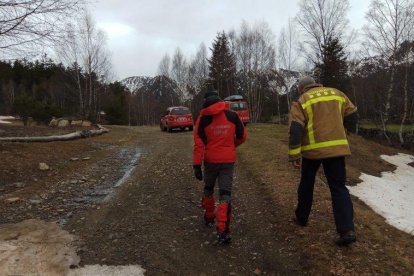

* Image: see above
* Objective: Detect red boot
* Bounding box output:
[216,202,232,244]
[201,196,215,227]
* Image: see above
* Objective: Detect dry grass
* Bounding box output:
[238,123,414,275]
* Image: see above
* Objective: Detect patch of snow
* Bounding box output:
[68,265,145,276]
[349,153,414,235]
[0,220,146,275]
[0,220,79,275]
[0,116,14,124]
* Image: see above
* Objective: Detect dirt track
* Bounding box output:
[67,127,302,275]
[1,125,414,275]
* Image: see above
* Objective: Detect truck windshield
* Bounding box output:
[230,102,248,111]
[171,108,191,115]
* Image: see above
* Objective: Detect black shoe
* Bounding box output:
[217,232,232,244]
[336,230,356,246]
[204,217,215,227]
[292,217,308,227]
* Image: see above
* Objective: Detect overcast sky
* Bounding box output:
[91,0,370,80]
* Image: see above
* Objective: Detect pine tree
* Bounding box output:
[314,36,350,93]
[208,32,236,98]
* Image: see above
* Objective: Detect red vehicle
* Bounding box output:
[224,95,250,125]
[160,106,194,132]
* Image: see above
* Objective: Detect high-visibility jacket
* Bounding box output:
[288,84,357,161]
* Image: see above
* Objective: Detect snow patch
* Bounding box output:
[349,153,414,235]
[69,265,145,276]
[0,220,146,275]
[0,116,14,124]
[0,220,79,275]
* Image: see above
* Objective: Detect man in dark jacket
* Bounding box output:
[193,91,247,244]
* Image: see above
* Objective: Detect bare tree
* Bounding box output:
[278,18,298,72]
[188,43,208,90]
[56,11,111,120]
[171,47,188,103]
[195,43,209,82]
[157,54,171,77]
[278,18,299,109]
[365,0,414,142]
[0,0,85,54]
[56,23,84,115]
[398,40,414,145]
[296,0,351,64]
[234,21,277,122]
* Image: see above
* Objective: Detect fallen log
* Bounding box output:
[0,125,109,143]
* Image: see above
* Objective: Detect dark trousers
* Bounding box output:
[203,162,234,202]
[295,157,354,233]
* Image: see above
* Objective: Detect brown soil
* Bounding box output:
[0,124,413,275]
[0,124,97,138]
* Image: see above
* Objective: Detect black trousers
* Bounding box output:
[295,157,355,233]
[203,162,234,202]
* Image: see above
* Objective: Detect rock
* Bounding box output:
[254,269,262,275]
[49,117,58,127]
[70,180,78,184]
[13,182,26,188]
[57,119,69,127]
[70,158,79,161]
[29,199,42,205]
[5,197,21,203]
[82,157,91,161]
[81,120,92,127]
[39,163,49,171]
[71,120,83,126]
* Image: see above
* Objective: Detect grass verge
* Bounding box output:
[238,123,414,274]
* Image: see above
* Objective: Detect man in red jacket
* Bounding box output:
[193,91,247,244]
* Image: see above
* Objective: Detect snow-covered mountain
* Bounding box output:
[121,76,153,93]
[120,75,182,103]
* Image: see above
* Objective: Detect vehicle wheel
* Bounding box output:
[167,126,172,132]
[189,126,194,131]
[160,123,164,131]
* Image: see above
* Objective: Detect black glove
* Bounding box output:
[193,165,203,181]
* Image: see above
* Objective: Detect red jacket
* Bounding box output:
[193,101,247,165]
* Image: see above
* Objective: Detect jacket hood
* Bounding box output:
[303,83,323,93]
[201,101,226,116]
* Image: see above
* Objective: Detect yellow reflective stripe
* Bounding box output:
[301,95,346,148]
[301,139,349,152]
[301,95,346,109]
[289,147,301,155]
[306,105,315,144]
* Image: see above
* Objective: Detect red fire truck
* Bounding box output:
[224,95,250,125]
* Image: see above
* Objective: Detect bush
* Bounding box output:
[13,93,63,125]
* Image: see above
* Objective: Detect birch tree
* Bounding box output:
[296,0,351,64]
[171,47,188,102]
[157,54,171,77]
[0,0,85,54]
[234,21,276,122]
[278,18,299,109]
[365,0,414,142]
[56,11,111,120]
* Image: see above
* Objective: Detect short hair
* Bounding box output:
[298,76,316,92]
[204,90,219,99]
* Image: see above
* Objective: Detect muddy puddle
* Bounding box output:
[58,147,142,225]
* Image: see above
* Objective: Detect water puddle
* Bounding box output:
[58,148,142,225]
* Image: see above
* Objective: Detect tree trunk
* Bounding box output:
[0,125,109,143]
[399,52,410,145]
